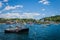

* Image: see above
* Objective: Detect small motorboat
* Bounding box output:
[4,26,29,33]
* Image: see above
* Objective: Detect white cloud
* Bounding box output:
[22,13,40,18]
[42,14,45,16]
[43,1,50,5]
[0,13,20,18]
[4,5,23,10]
[0,12,40,19]
[42,8,46,11]
[3,0,8,2]
[51,14,55,16]
[0,11,2,13]
[0,5,23,14]
[0,2,3,7]
[38,0,50,5]
[6,3,9,5]
[15,5,23,8]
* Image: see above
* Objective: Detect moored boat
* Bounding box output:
[4,26,29,33]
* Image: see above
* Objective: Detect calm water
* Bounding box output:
[0,23,60,40]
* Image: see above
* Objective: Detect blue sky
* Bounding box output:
[0,0,60,19]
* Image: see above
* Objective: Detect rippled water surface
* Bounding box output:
[0,24,60,40]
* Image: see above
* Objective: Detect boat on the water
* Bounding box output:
[4,26,29,33]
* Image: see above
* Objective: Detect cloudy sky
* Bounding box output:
[0,0,60,19]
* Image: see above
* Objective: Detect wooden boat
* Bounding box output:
[4,26,29,33]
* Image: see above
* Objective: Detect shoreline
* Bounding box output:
[0,22,60,24]
[0,23,6,24]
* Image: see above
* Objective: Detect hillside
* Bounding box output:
[41,15,60,22]
[0,15,60,24]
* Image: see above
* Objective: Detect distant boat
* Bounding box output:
[45,24,50,26]
[4,26,29,33]
[6,21,15,24]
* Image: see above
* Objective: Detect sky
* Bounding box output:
[0,0,60,19]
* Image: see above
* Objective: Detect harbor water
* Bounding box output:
[0,23,60,40]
